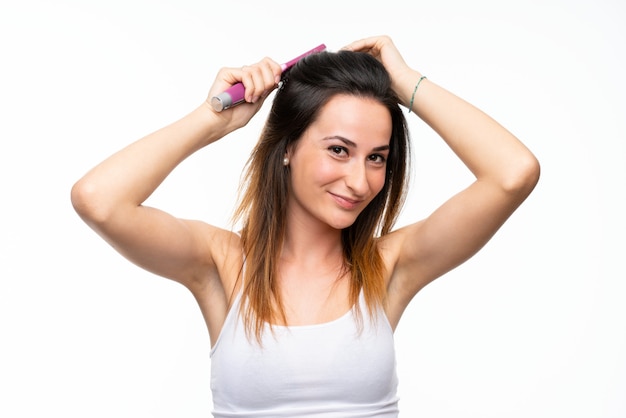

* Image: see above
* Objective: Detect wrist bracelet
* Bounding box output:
[408,75,427,113]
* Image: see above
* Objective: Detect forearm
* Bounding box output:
[72,102,227,220]
[73,54,282,227]
[404,73,539,192]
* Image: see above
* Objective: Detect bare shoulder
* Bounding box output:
[182,221,244,343]
[183,220,244,297]
[377,220,427,277]
[377,221,430,328]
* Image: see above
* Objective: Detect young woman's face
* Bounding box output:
[286,94,392,231]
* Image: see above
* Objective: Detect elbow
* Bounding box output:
[502,152,541,199]
[70,177,112,226]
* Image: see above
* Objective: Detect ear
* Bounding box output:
[285,142,294,158]
[284,141,297,162]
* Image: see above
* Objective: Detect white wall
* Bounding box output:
[1,0,624,416]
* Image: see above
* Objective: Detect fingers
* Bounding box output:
[238,57,282,103]
[344,35,413,78]
[341,35,393,57]
[207,57,281,110]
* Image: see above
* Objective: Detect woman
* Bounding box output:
[71,35,540,417]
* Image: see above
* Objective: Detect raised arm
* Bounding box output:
[70,58,282,292]
[344,36,540,322]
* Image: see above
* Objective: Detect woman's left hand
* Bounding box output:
[342,35,418,106]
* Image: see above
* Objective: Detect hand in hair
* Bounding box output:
[342,35,418,107]
[206,57,283,130]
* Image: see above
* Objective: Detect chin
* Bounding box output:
[327,216,359,231]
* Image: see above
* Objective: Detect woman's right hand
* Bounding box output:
[205,57,283,131]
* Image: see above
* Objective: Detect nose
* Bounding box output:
[344,161,370,198]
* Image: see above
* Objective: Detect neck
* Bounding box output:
[281,215,344,271]
[284,226,342,264]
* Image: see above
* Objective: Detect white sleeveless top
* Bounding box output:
[210,291,400,417]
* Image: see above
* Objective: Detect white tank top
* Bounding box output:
[210,291,400,417]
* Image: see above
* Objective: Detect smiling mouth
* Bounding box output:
[329,192,363,210]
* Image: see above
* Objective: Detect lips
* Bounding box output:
[329,192,363,210]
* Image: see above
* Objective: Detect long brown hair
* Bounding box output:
[232,50,411,342]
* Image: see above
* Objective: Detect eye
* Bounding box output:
[328,145,348,157]
[368,153,387,165]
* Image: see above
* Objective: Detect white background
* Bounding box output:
[1,0,625,417]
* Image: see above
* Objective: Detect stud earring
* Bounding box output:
[283,157,289,166]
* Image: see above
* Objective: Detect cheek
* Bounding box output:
[306,159,341,185]
[291,159,334,193]
[370,170,387,194]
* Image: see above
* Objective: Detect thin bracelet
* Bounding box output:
[408,75,427,113]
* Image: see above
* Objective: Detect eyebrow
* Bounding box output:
[323,135,390,152]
